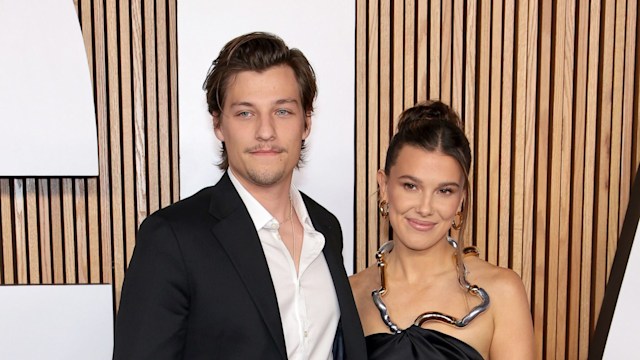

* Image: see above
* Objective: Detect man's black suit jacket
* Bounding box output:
[113,173,367,359]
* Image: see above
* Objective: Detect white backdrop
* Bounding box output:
[0,0,98,176]
[603,210,640,357]
[178,1,356,272]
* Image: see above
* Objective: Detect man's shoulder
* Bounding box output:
[145,186,216,224]
[300,191,336,218]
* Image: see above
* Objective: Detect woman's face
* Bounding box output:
[378,145,465,251]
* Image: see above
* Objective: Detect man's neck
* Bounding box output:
[228,168,293,221]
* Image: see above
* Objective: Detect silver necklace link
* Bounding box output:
[371,237,491,333]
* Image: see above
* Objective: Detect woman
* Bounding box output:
[350,101,535,359]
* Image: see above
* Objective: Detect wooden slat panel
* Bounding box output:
[462,0,476,247]
[581,0,602,355]
[74,179,88,283]
[416,0,427,102]
[429,0,440,98]
[569,2,590,356]
[13,179,27,284]
[594,0,616,322]
[132,0,148,230]
[168,0,180,204]
[487,0,503,265]
[1,179,14,284]
[62,179,76,283]
[440,0,452,104]
[37,179,52,284]
[49,179,64,283]
[607,0,628,274]
[404,0,415,108]
[620,0,638,229]
[145,0,160,214]
[500,0,515,271]
[25,179,39,283]
[451,0,463,113]
[475,0,490,259]
[366,0,380,262]
[157,0,172,209]
[379,0,391,245]
[119,0,137,267]
[355,0,368,271]
[538,1,564,359]
[87,179,100,283]
[392,0,404,122]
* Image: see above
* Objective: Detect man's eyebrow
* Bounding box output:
[228,101,255,108]
[274,98,299,105]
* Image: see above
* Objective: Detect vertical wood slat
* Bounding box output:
[145,0,160,215]
[119,0,136,268]
[621,0,639,229]
[26,179,39,283]
[429,0,440,99]
[355,0,368,271]
[379,0,391,245]
[13,179,27,284]
[49,179,64,283]
[168,0,180,205]
[595,0,616,323]
[488,0,502,266]
[440,0,452,105]
[1,180,14,284]
[157,0,172,210]
[37,179,52,284]
[366,0,380,265]
[462,0,476,248]
[500,0,515,271]
[569,2,590,357]
[547,0,564,356]
[475,0,490,259]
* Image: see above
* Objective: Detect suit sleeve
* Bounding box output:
[113,215,190,360]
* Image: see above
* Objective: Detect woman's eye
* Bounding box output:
[439,187,453,194]
[403,183,417,190]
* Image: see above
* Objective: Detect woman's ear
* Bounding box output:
[377,169,387,200]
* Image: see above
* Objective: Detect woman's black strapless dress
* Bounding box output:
[366,325,484,359]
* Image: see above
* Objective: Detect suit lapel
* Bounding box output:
[305,196,366,359]
[208,173,287,359]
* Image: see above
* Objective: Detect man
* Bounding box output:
[113,32,366,359]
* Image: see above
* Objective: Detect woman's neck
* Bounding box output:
[384,237,457,285]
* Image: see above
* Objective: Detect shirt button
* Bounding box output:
[304,330,308,338]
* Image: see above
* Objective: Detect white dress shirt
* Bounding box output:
[228,170,340,360]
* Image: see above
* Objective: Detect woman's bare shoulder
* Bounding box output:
[464,257,527,299]
[349,265,379,295]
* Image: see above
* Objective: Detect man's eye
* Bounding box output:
[275,109,292,116]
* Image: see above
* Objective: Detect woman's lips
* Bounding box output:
[406,218,436,231]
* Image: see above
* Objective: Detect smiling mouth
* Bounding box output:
[407,218,436,231]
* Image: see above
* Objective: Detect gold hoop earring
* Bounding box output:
[452,211,463,230]
[379,200,389,218]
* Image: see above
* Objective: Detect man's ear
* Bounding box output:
[213,113,224,141]
[302,112,312,140]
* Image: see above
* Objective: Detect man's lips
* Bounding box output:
[247,146,285,155]
[406,218,436,231]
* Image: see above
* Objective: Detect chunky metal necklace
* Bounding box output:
[371,236,490,333]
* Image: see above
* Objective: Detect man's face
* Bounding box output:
[214,65,311,189]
